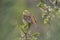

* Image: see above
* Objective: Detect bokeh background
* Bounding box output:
[0,0,60,40]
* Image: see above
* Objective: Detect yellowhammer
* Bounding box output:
[22,10,36,24]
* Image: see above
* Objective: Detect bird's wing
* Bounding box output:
[31,16,37,24]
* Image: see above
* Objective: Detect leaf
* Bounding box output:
[20,22,28,33]
[44,18,49,24]
[32,32,40,37]
[31,37,37,40]
[37,2,47,10]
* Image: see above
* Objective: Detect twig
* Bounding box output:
[24,23,31,40]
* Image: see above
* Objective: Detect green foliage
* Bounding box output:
[31,32,40,40]
[31,37,37,40]
[20,22,28,33]
[19,20,40,40]
[37,2,47,10]
[32,32,40,37]
[37,1,59,24]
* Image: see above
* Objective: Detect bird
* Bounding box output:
[22,10,37,25]
[22,10,39,36]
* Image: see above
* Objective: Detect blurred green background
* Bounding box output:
[0,0,60,40]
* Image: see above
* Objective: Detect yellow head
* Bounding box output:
[23,10,30,15]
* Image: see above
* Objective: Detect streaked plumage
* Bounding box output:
[22,10,36,24]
